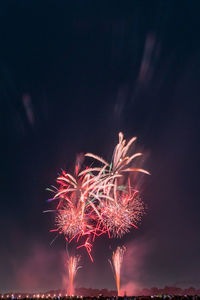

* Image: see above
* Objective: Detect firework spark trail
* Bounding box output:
[84,132,149,209]
[67,255,81,296]
[83,132,149,238]
[85,132,149,188]
[109,246,126,296]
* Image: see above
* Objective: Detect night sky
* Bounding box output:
[1,0,200,294]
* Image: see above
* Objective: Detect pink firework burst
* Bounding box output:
[100,193,145,238]
[46,132,149,260]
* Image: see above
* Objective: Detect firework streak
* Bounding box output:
[109,246,126,296]
[67,255,81,296]
[45,132,149,260]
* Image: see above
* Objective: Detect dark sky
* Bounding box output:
[1,0,200,294]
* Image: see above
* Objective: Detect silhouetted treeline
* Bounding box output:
[1,296,200,300]
[2,287,200,298]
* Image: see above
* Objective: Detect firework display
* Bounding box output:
[67,255,81,296]
[109,246,126,296]
[46,132,149,260]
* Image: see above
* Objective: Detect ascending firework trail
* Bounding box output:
[109,246,126,296]
[67,255,81,296]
